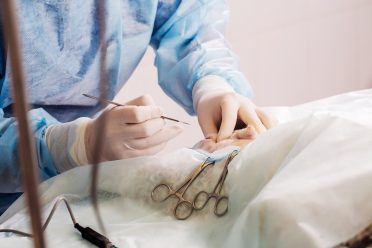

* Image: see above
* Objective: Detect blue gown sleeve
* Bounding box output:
[0,15,59,193]
[150,0,253,115]
[0,108,60,193]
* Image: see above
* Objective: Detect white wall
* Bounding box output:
[117,0,372,152]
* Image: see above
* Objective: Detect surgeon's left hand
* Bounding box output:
[196,90,275,142]
[195,126,257,153]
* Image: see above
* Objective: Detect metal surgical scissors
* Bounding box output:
[151,158,214,220]
[192,150,239,217]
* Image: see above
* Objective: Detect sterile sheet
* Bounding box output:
[1,90,372,248]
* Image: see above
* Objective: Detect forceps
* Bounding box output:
[193,150,239,217]
[82,93,190,125]
[151,158,214,220]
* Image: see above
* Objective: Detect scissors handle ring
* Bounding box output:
[214,196,229,217]
[151,183,172,202]
[193,191,211,210]
[174,200,194,220]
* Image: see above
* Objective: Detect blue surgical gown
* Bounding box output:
[0,0,252,211]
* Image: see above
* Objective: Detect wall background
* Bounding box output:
[116,0,372,152]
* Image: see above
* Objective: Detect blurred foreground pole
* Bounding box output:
[90,0,109,235]
[1,1,46,247]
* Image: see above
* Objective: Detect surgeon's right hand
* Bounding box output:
[45,95,182,173]
[84,95,183,163]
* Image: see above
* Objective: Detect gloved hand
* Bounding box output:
[84,95,182,163]
[193,76,275,142]
[45,95,182,172]
[195,126,257,153]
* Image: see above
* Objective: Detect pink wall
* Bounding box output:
[117,0,372,151]
[228,0,372,106]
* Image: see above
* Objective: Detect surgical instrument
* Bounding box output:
[0,196,118,248]
[82,93,191,125]
[193,150,239,217]
[151,158,214,220]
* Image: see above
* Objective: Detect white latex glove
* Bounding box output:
[195,126,257,153]
[45,95,182,172]
[84,95,182,163]
[193,76,275,142]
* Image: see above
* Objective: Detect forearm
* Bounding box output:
[151,0,253,114]
[45,117,91,172]
[0,108,59,193]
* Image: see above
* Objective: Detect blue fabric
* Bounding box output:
[0,0,252,210]
[0,108,59,193]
